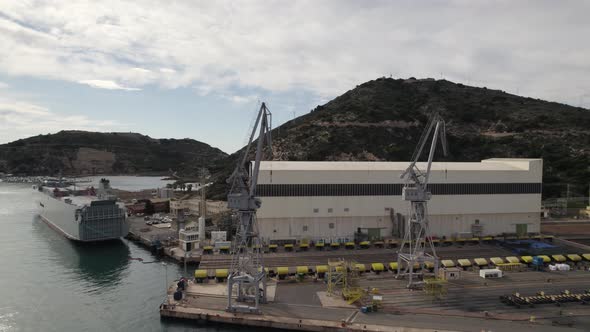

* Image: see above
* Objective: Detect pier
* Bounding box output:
[160,269,590,332]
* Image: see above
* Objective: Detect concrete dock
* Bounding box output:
[161,272,590,331]
[126,215,201,263]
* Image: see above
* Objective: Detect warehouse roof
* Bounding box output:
[258,159,541,172]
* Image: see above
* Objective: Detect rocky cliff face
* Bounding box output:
[209,77,590,199]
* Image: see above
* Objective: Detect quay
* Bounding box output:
[159,236,590,331]
[126,215,201,263]
[160,269,590,332]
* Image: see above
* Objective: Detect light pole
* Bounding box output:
[162,262,168,294]
[184,251,188,277]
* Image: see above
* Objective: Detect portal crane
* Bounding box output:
[397,113,448,288]
[226,102,272,313]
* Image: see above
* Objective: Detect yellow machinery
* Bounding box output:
[442,259,456,268]
[474,257,488,267]
[521,256,533,264]
[194,269,208,283]
[424,277,448,300]
[371,263,385,274]
[567,254,582,262]
[277,266,289,280]
[327,259,364,304]
[215,269,229,282]
[490,257,505,265]
[457,259,472,269]
[496,263,526,272]
[316,265,328,278]
[505,256,520,264]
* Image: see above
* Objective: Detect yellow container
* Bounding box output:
[277,267,289,275]
[194,269,207,279]
[345,242,355,248]
[490,257,504,265]
[567,254,582,262]
[296,266,309,274]
[371,263,385,272]
[537,255,551,263]
[474,258,488,266]
[284,244,293,248]
[315,242,325,247]
[268,244,278,249]
[389,262,398,270]
[299,243,309,248]
[505,256,520,264]
[521,256,533,263]
[330,242,340,247]
[457,259,471,267]
[215,269,229,278]
[441,260,455,268]
[316,265,328,274]
[551,254,566,262]
[355,263,366,272]
[359,241,371,247]
[583,253,590,261]
[424,261,435,269]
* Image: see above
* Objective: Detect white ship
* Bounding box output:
[34,178,128,242]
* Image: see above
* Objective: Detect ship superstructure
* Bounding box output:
[34,178,128,242]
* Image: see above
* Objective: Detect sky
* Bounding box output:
[0,1,589,153]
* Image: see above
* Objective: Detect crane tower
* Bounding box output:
[226,102,272,314]
[397,113,448,288]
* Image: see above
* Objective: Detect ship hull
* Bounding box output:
[35,190,128,242]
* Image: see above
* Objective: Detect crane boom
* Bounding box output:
[397,113,448,288]
[226,102,272,314]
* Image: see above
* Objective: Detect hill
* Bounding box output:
[0,131,227,176]
[209,77,590,199]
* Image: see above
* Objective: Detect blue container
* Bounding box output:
[361,306,368,313]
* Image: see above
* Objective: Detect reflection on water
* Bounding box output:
[1,181,243,331]
[32,216,130,292]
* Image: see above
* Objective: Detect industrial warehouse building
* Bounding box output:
[255,159,542,243]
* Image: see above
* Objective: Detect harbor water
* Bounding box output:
[0,177,239,332]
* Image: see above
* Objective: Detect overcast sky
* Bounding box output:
[0,1,588,153]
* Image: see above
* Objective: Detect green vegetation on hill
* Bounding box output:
[209,78,590,199]
[0,131,227,176]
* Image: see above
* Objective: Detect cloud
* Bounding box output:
[0,82,7,89]
[0,1,589,106]
[0,100,50,116]
[227,95,258,104]
[0,96,121,143]
[78,79,140,91]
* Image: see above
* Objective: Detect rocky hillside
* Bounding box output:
[209,77,590,199]
[0,131,227,176]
